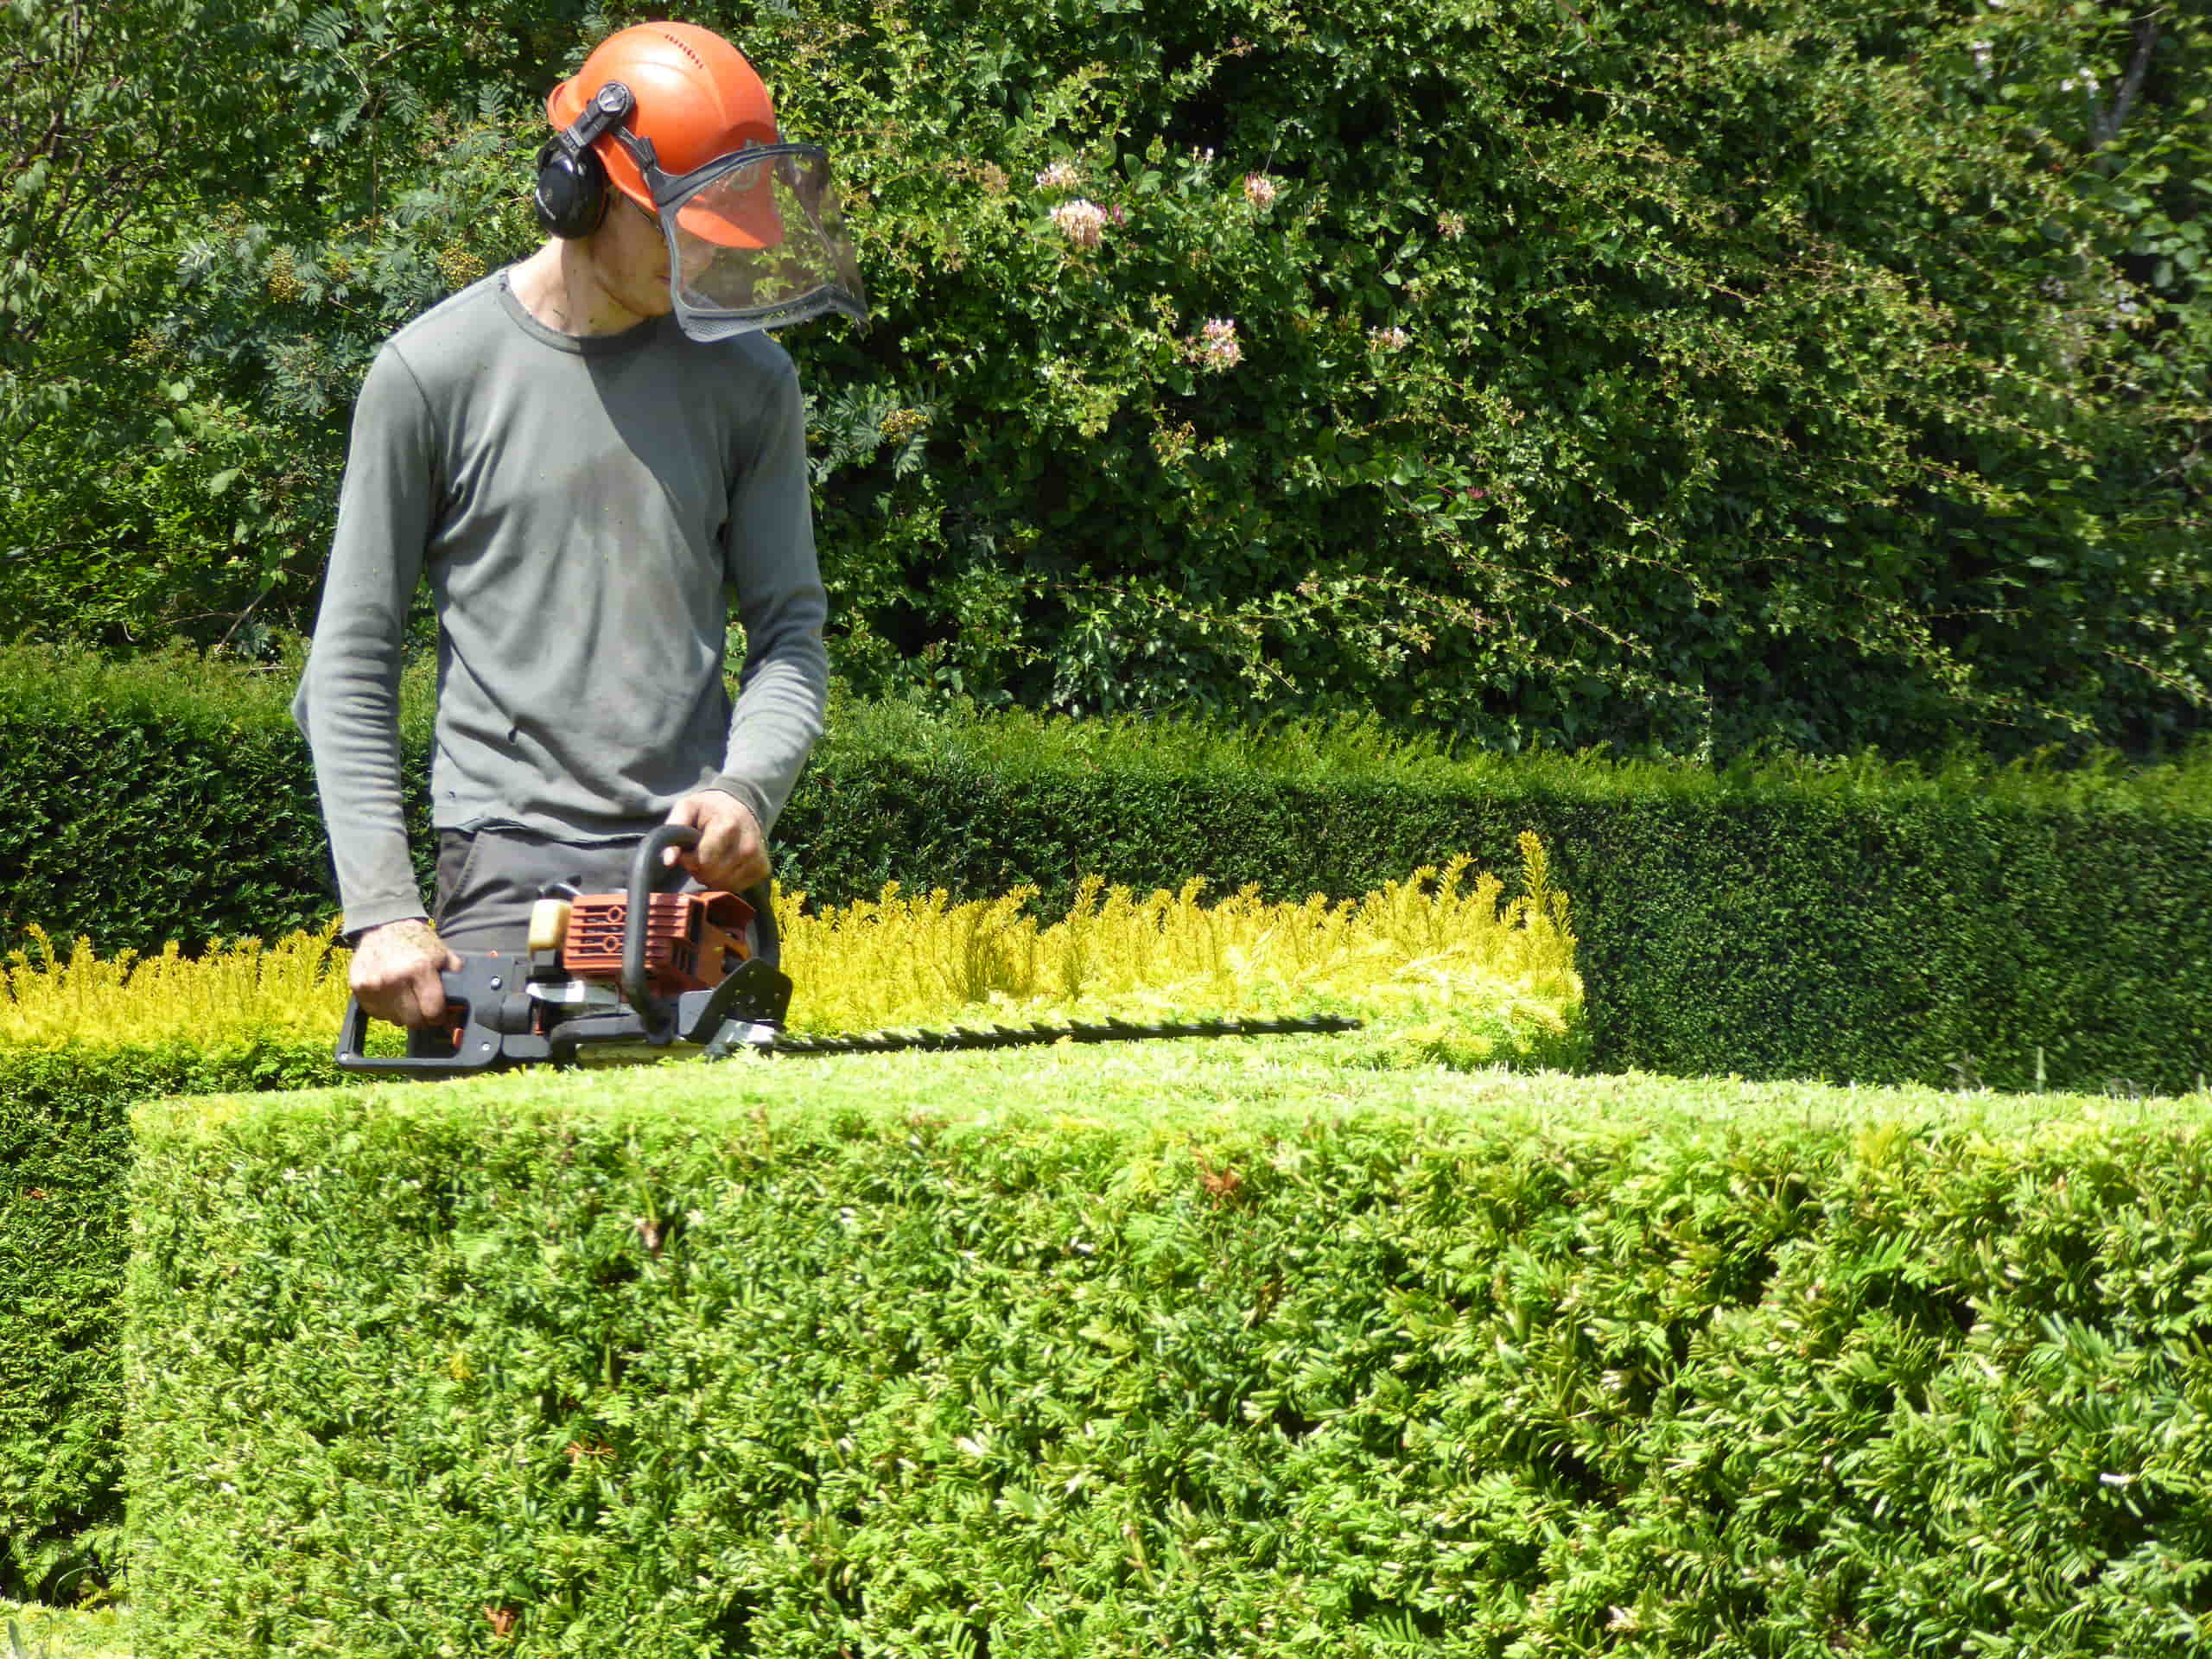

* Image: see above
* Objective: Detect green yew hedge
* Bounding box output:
[5,649,2209,1094]
[5,643,2209,1612]
[123,1061,2212,1656]
[0,1040,346,1602]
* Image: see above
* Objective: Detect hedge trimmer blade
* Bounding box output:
[720,1012,1363,1059]
[335,825,1364,1079]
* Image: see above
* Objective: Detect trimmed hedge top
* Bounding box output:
[139,1046,2212,1148]
[124,1056,2212,1657]
[7,644,2211,816]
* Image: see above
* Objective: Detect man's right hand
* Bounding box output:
[349,918,464,1028]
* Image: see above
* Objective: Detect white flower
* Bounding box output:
[1369,325,1412,353]
[1049,198,1109,249]
[1243,173,1279,210]
[1034,160,1082,191]
[1198,316,1243,369]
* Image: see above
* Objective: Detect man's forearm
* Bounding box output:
[715,628,828,835]
[294,647,425,934]
[295,340,440,933]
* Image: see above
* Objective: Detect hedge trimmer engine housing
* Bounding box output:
[335,825,1357,1077]
[554,888,755,995]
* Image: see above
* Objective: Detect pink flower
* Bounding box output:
[1196,317,1243,370]
[1049,199,1109,249]
[1243,174,1279,210]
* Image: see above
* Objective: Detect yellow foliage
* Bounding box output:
[785,837,1573,1011]
[2,838,1583,1067]
[2,923,353,1047]
[774,834,1583,1066]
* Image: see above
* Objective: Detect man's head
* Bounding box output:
[536,22,779,245]
[533,21,868,340]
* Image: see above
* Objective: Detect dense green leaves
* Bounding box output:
[124,1065,2212,1655]
[0,0,576,652]
[1,1,2204,755]
[0,1039,346,1603]
[4,645,2209,1090]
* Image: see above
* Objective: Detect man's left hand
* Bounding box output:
[663,790,770,893]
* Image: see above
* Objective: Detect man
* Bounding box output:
[293,21,867,1030]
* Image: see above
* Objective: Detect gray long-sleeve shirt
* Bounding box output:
[292,270,829,936]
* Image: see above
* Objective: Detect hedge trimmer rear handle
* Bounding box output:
[335,952,546,1077]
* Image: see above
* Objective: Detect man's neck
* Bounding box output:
[508,238,652,338]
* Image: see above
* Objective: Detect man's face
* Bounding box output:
[585,194,677,321]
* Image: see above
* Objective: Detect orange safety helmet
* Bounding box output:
[544,22,780,248]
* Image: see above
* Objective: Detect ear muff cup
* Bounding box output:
[534,137,610,239]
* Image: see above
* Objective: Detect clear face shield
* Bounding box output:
[617,132,869,340]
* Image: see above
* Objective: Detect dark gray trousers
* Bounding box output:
[432,827,704,955]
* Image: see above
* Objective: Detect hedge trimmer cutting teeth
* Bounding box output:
[747,1014,1362,1059]
[336,824,1361,1077]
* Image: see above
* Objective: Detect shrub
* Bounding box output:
[6,3,2207,755]
[124,1060,2212,1656]
[4,646,2209,1091]
[0,1040,340,1603]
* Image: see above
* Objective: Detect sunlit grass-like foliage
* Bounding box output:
[779,833,1583,1068]
[1,839,1582,1070]
[0,925,351,1048]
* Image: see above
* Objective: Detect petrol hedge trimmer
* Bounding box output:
[336,824,1358,1077]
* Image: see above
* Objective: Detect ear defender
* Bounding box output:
[532,81,638,239]
[533,138,607,238]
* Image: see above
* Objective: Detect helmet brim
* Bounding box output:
[675,176,782,251]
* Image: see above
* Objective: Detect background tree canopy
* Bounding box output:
[2,0,2204,759]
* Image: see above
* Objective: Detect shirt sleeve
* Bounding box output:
[289,344,440,935]
[712,359,830,836]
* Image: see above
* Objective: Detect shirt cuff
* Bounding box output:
[706,776,775,836]
[340,902,431,944]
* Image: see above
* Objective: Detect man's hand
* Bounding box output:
[664,790,770,893]
[349,918,463,1029]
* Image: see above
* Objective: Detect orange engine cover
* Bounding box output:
[562,890,754,993]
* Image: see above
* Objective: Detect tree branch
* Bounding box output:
[2089,13,2162,150]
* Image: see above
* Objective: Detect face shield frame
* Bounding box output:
[582,84,869,340]
[622,135,870,338]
